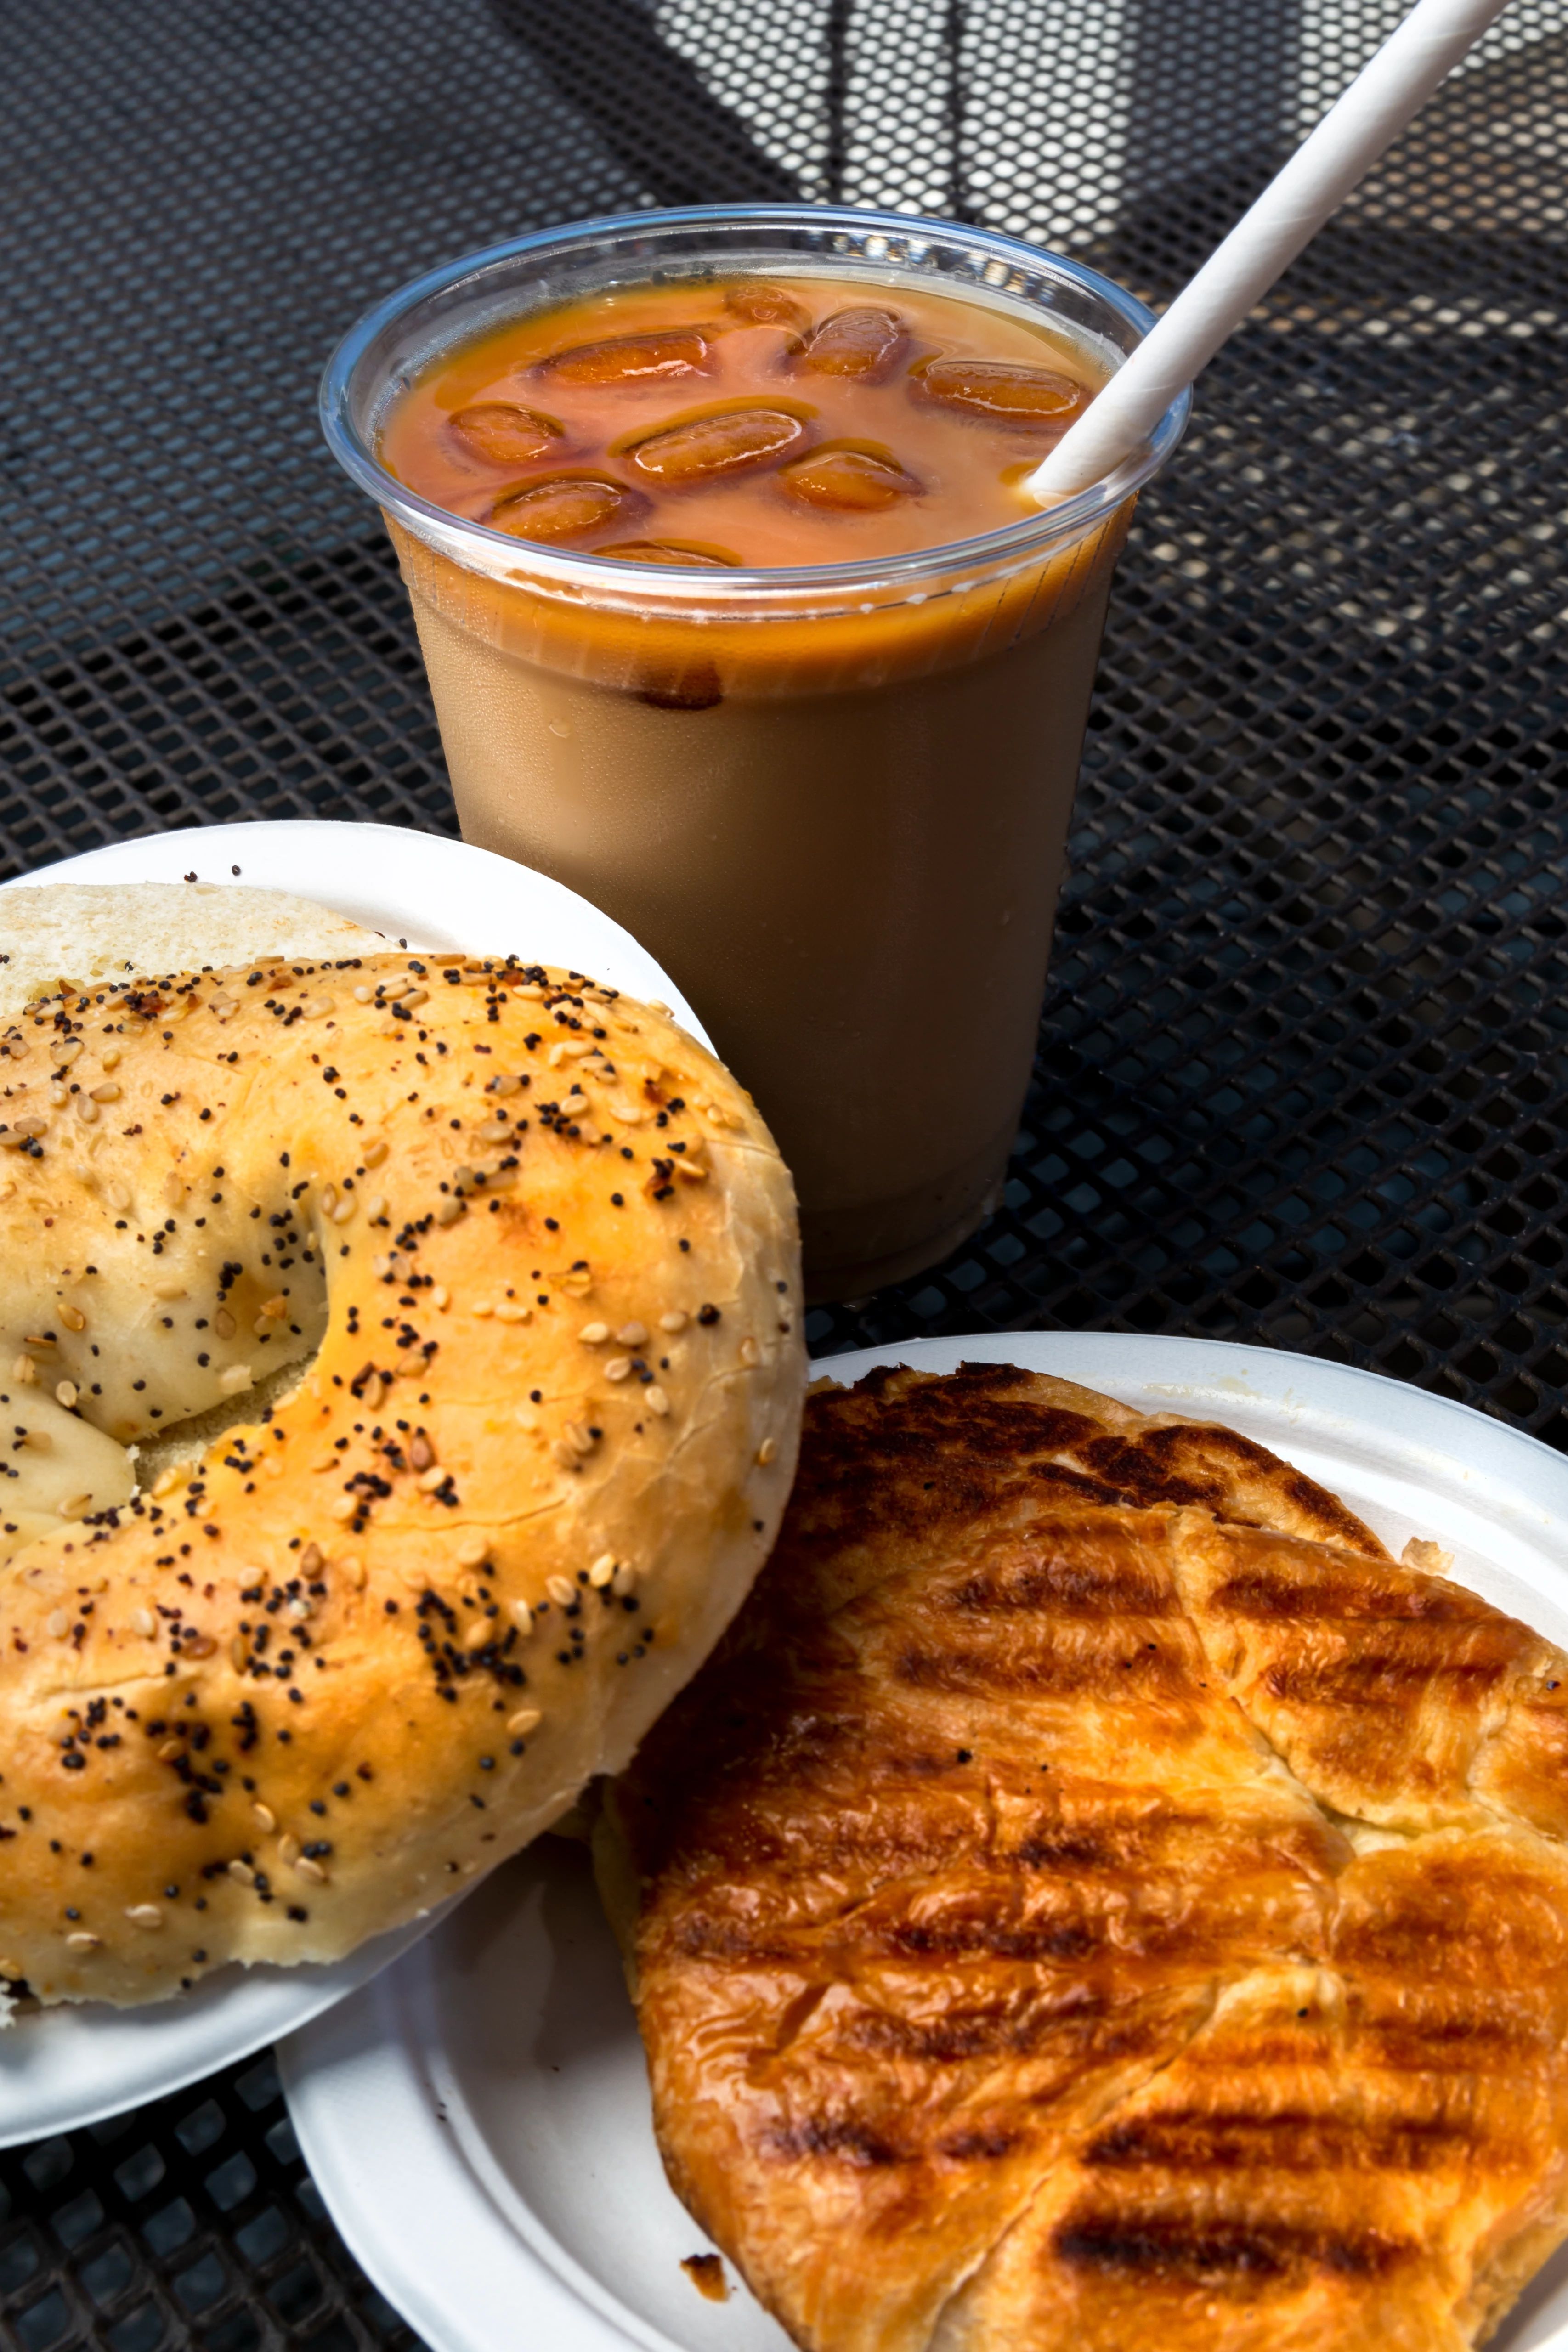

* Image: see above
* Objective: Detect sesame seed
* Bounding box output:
[589,1552,617,1588]
[546,1575,576,1609]
[646,1386,670,1417]
[508,1708,542,1737]
[579,1323,610,1346]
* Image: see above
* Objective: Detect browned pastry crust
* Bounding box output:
[0,950,802,2004]
[600,1363,1568,2352]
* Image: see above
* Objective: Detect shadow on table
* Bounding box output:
[487,0,802,205]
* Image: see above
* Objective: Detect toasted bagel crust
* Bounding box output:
[0,950,802,2004]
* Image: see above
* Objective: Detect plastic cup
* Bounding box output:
[322,206,1188,1301]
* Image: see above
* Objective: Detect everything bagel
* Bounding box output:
[0,946,803,2005]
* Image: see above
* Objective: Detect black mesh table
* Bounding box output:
[4,1,1568,2345]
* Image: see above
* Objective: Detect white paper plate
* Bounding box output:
[0,817,707,2145]
[280,1329,1568,2352]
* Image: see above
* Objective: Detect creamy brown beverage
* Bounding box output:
[322,212,1187,1298]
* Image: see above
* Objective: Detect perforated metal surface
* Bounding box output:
[4,0,1568,2335]
[0,2055,414,2352]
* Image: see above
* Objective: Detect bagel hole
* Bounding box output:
[130,1351,321,1490]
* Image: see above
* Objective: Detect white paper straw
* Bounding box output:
[1026,0,1515,501]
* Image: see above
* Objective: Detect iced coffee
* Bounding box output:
[322,212,1187,1297]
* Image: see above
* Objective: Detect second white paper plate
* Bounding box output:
[281,1330,1568,2352]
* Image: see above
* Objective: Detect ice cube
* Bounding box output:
[720,281,810,332]
[449,402,563,467]
[791,307,906,380]
[489,476,638,543]
[628,407,806,485]
[779,446,920,512]
[536,329,713,387]
[638,660,724,711]
[915,359,1088,428]
[599,540,741,567]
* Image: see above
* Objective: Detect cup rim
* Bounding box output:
[320,203,1192,600]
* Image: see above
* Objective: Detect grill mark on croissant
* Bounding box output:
[888,1917,1106,1963]
[948,1556,1180,1617]
[1052,2210,1412,2283]
[845,1986,1110,2062]
[893,1638,1189,1696]
[1262,1652,1515,1704]
[655,1749,1327,1882]
[1353,2007,1555,2067]
[765,2117,901,2168]
[1214,1571,1491,1622]
[1083,2109,1483,2174]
